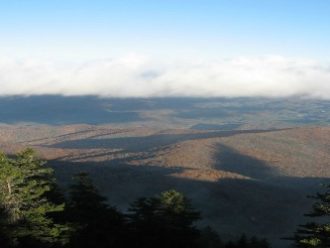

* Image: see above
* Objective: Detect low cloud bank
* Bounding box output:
[0,55,329,99]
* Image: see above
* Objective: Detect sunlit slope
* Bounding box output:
[126,127,330,180]
[0,125,329,181]
[0,125,329,247]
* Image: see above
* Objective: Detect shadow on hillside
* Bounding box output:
[213,144,279,181]
[49,147,329,248]
[49,129,281,152]
[211,144,328,188]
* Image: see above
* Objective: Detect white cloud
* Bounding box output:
[0,55,329,99]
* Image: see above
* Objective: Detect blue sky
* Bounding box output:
[0,1,330,98]
[1,0,330,60]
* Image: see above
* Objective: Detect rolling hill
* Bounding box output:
[0,122,329,247]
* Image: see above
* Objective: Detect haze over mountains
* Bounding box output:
[0,95,329,127]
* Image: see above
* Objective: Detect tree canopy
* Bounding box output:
[293,185,330,247]
[0,149,69,248]
[0,149,271,248]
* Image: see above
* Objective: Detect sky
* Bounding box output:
[0,0,330,98]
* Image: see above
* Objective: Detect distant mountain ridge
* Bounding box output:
[0,96,329,128]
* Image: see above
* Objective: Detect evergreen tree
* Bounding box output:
[249,236,270,248]
[0,149,272,248]
[293,185,330,247]
[0,149,69,248]
[0,205,11,247]
[127,189,201,248]
[198,226,224,248]
[238,234,248,248]
[225,241,236,248]
[224,235,269,248]
[158,189,201,246]
[66,172,124,248]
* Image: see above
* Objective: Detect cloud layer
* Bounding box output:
[0,55,329,99]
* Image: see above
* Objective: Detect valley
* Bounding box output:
[0,96,329,247]
[0,124,329,246]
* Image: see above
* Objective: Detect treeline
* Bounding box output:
[0,149,271,248]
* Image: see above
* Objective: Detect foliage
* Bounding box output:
[0,149,69,247]
[0,149,271,248]
[127,189,202,248]
[65,172,124,248]
[198,226,224,248]
[293,185,330,247]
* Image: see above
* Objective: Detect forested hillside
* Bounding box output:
[0,150,271,248]
[0,125,329,247]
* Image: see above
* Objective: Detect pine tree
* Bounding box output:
[223,235,269,248]
[158,189,201,246]
[127,189,201,248]
[0,205,11,247]
[249,236,270,248]
[293,185,330,247]
[66,172,124,248]
[238,234,248,248]
[198,226,224,248]
[0,152,22,224]
[0,149,69,247]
